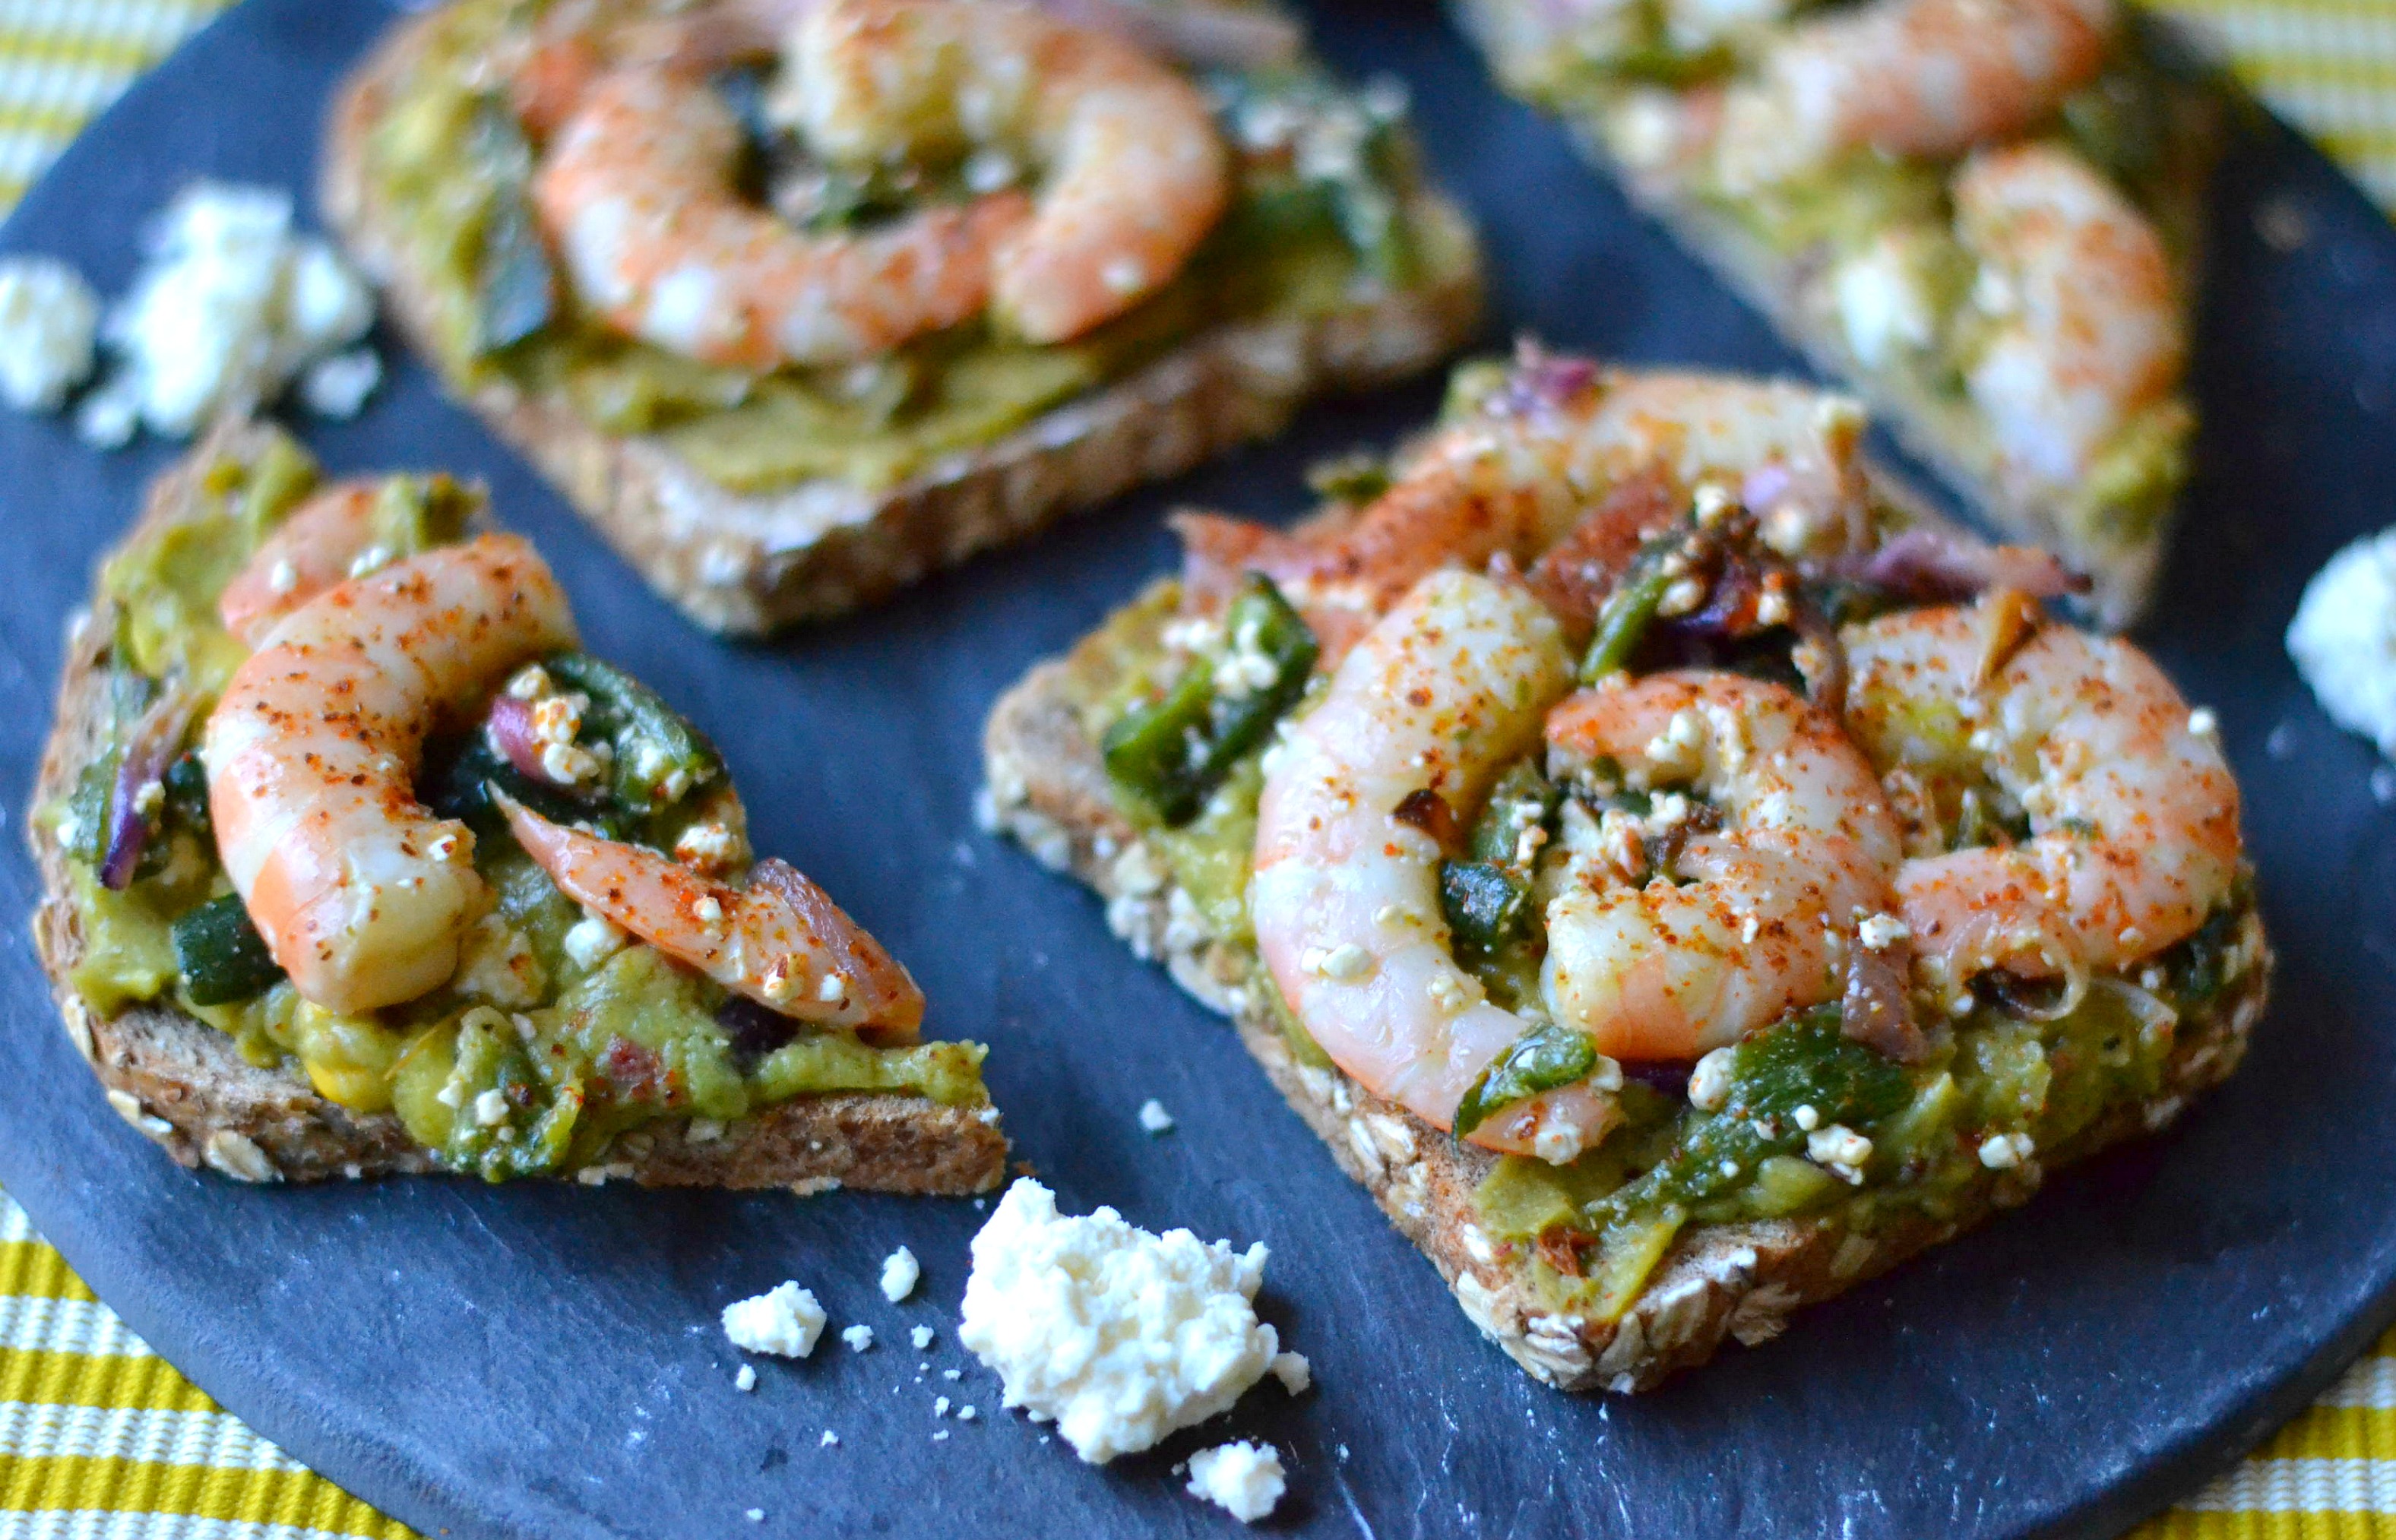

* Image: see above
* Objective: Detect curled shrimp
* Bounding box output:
[204,536,579,1013]
[1539,674,1904,1063]
[1177,364,1877,662]
[217,482,384,647]
[533,63,1033,369]
[1953,141,2182,496]
[1716,0,2114,185]
[786,0,1231,342]
[499,795,925,1040]
[1249,568,1603,1158]
[1841,601,2240,999]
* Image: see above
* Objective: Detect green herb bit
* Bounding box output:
[1580,537,1676,683]
[543,652,725,811]
[1467,761,1560,866]
[172,893,286,1007]
[1102,574,1318,827]
[1455,1023,1598,1138]
[372,473,479,555]
[1441,861,1530,957]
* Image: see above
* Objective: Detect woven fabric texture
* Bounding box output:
[0,0,2391,1534]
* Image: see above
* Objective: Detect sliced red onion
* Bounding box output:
[484,694,552,783]
[1843,528,2090,602]
[1841,938,1934,1064]
[100,688,196,891]
[1491,342,1600,419]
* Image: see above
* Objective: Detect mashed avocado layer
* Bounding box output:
[53,429,986,1181]
[359,0,1469,496]
[1066,567,2262,1321]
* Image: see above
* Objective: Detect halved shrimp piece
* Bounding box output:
[1842,601,2240,998]
[1953,141,2183,498]
[1540,673,1905,1063]
[1717,0,2115,185]
[205,535,579,1013]
[1250,568,1597,1157]
[1178,365,1877,662]
[499,795,925,1042]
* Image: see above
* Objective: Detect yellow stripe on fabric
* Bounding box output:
[0,1456,409,1538]
[0,1239,100,1303]
[0,1352,216,1415]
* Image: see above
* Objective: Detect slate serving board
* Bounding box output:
[0,2,2391,1535]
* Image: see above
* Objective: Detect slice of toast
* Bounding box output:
[1451,1,2220,629]
[29,421,1006,1194]
[319,2,1485,636]
[979,474,2269,1392]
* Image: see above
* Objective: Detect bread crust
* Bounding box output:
[28,421,1007,1195]
[1447,0,2223,630]
[980,571,2271,1392]
[319,4,1486,635]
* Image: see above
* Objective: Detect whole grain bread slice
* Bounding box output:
[1449,0,2221,630]
[29,420,1007,1194]
[319,2,1486,636]
[979,560,2270,1393]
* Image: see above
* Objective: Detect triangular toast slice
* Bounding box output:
[32,419,1004,1191]
[982,356,2269,1387]
[321,0,1483,635]
[1454,0,2220,627]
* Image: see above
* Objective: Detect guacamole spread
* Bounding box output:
[358,0,1469,496]
[51,430,986,1181]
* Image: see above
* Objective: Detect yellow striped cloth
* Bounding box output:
[1,0,2394,1534]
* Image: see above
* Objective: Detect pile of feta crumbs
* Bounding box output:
[2290,525,2396,760]
[720,1282,826,1359]
[0,180,378,447]
[1185,1440,1287,1524]
[956,1178,1307,1466]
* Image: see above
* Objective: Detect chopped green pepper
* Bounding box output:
[1455,1022,1598,1138]
[1441,861,1530,957]
[543,652,724,811]
[1581,535,1676,683]
[1102,574,1318,827]
[468,97,553,355]
[172,893,285,1007]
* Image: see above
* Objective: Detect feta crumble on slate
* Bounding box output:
[73,183,378,445]
[1185,1440,1287,1524]
[880,1244,920,1302]
[0,258,98,411]
[2290,525,2396,759]
[720,1282,826,1359]
[957,1179,1283,1463]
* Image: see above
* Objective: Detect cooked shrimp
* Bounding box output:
[1842,602,2239,995]
[1540,673,1904,1062]
[1954,142,2182,495]
[1178,365,1876,661]
[204,536,579,1014]
[1250,568,1605,1157]
[217,482,385,647]
[786,0,1231,342]
[1717,0,2114,185]
[499,795,925,1040]
[532,63,1032,369]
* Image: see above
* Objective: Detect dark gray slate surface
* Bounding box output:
[0,2,2390,1535]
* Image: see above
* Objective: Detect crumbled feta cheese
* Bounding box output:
[910,1324,935,1350]
[92,182,375,439]
[819,1430,839,1447]
[880,1244,921,1303]
[1856,912,1910,952]
[74,375,137,448]
[1979,1130,2035,1170]
[471,1088,510,1128]
[721,1282,827,1358]
[451,913,546,1007]
[1807,1124,1873,1182]
[957,1179,1283,1463]
[1793,1103,1821,1132]
[673,819,744,874]
[2290,526,2396,758]
[942,1368,961,1380]
[841,1323,875,1352]
[562,910,629,970]
[298,346,379,419]
[957,1405,977,1421]
[934,1395,951,1416]
[1533,1122,1585,1165]
[1302,943,1375,982]
[0,257,97,411]
[1137,1099,1176,1134]
[1185,1441,1287,1524]
[1833,233,1936,369]
[735,1364,757,1393]
[1270,1352,1311,1396]
[744,1509,763,1523]
[1687,1046,1736,1112]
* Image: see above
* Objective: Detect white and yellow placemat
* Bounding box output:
[1,0,2394,1535]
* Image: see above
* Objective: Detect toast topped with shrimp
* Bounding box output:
[982,350,2270,1389]
[1453,0,2220,628]
[30,420,1005,1191]
[321,0,1483,635]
